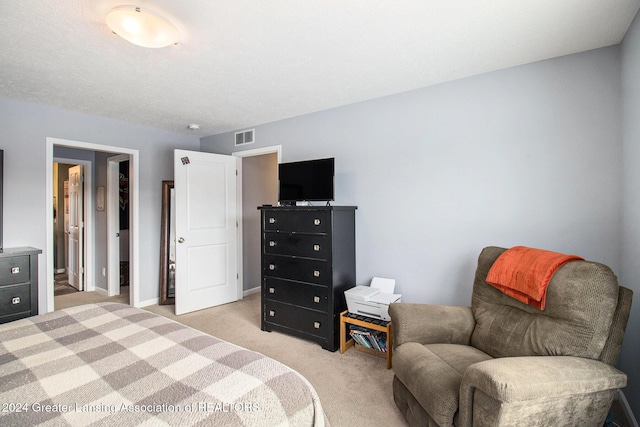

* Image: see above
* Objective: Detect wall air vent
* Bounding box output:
[234,129,255,146]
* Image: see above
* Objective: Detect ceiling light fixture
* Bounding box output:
[105,5,179,48]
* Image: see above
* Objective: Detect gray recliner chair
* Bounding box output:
[389,246,633,427]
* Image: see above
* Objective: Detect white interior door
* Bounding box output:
[174,150,239,315]
[68,165,84,291]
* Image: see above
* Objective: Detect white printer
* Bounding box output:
[344,277,402,321]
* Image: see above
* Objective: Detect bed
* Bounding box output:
[0,303,327,426]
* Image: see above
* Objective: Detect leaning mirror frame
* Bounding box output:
[159,180,175,305]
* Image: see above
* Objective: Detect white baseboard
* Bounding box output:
[243,286,260,297]
[617,390,639,427]
[93,287,108,296]
[137,297,159,308]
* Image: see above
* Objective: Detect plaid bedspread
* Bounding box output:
[0,303,327,426]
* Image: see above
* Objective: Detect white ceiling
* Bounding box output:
[1,0,638,137]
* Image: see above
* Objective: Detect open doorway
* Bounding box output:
[234,146,281,295]
[45,137,140,313]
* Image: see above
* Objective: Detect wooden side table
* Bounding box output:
[339,310,392,369]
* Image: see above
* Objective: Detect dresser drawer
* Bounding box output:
[0,284,31,317]
[264,232,330,260]
[0,256,30,286]
[263,255,331,285]
[264,277,328,311]
[264,300,328,338]
[263,210,330,233]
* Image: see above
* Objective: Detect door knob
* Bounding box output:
[178,237,185,243]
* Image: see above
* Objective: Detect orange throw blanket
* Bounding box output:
[486,246,583,310]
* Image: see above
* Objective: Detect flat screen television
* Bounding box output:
[278,158,334,204]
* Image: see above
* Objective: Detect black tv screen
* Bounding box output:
[278,158,334,202]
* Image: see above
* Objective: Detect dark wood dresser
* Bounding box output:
[0,247,42,324]
[259,206,356,351]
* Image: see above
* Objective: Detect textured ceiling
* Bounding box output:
[0,0,638,137]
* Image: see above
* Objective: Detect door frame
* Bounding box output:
[45,137,140,312]
[53,158,93,293]
[232,145,282,296]
[107,154,130,296]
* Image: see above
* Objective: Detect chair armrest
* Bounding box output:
[388,303,475,349]
[458,356,627,426]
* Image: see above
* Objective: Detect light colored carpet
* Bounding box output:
[54,291,408,427]
[53,291,634,426]
[53,273,79,296]
[54,289,129,310]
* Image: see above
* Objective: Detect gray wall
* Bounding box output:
[94,151,110,291]
[202,46,623,307]
[0,98,200,310]
[621,11,640,415]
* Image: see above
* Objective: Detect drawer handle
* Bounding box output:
[269,310,275,317]
[314,219,321,226]
[269,264,276,270]
[313,296,320,303]
[314,321,321,329]
[269,240,277,247]
[12,297,20,305]
[313,270,320,277]
[269,217,276,224]
[11,267,20,274]
[269,287,275,294]
[313,244,320,251]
